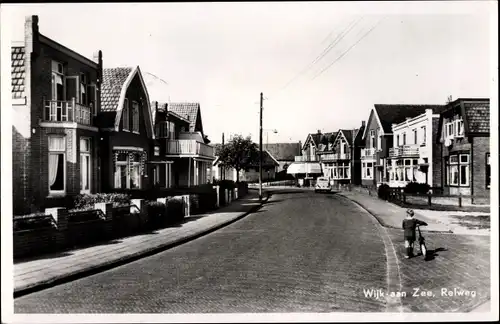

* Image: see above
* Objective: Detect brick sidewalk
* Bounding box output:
[338,191,453,233]
[14,191,268,297]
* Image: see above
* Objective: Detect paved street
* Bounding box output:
[14,190,489,313]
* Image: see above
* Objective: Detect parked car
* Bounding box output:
[315,177,332,193]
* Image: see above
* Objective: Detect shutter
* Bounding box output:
[65,76,79,102]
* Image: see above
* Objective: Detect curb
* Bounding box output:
[14,192,270,299]
[337,193,454,234]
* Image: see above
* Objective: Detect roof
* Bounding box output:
[263,143,302,161]
[212,149,278,167]
[463,101,490,133]
[339,129,358,145]
[101,67,133,112]
[11,47,26,99]
[168,103,200,132]
[373,104,446,133]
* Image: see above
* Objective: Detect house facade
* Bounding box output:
[287,131,324,178]
[387,109,441,189]
[320,124,365,186]
[212,150,278,182]
[360,104,444,188]
[12,15,102,214]
[437,98,490,198]
[97,66,158,192]
[154,102,215,187]
[262,142,302,173]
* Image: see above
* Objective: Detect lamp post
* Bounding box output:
[264,129,278,146]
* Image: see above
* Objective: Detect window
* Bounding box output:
[377,134,382,150]
[446,153,469,187]
[402,133,406,145]
[370,130,375,148]
[455,119,464,137]
[80,138,91,193]
[48,136,66,194]
[114,152,142,189]
[154,146,160,156]
[132,101,140,133]
[412,129,417,145]
[168,121,176,139]
[122,99,129,131]
[153,165,160,186]
[396,135,400,147]
[80,73,87,105]
[421,126,426,145]
[362,162,373,179]
[51,61,64,101]
[486,153,491,188]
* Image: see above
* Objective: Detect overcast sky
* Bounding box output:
[1,2,495,144]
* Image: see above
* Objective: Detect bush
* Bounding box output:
[213,179,236,189]
[166,197,185,222]
[67,209,103,223]
[404,182,431,195]
[74,193,131,210]
[147,201,167,227]
[13,213,56,231]
[197,191,217,213]
[378,183,390,200]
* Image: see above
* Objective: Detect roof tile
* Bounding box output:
[101,67,133,112]
[464,102,490,133]
[168,102,200,132]
[11,46,26,99]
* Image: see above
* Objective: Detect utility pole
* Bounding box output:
[222,132,225,180]
[259,92,263,200]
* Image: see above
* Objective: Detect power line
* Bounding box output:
[144,71,169,86]
[311,18,385,81]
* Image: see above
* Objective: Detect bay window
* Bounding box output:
[80,137,92,193]
[48,136,66,195]
[114,152,143,189]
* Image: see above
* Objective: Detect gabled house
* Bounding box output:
[152,102,215,187]
[97,66,156,192]
[212,150,279,182]
[360,104,445,188]
[287,131,325,178]
[12,15,102,214]
[262,142,302,173]
[387,109,442,189]
[321,123,365,186]
[437,98,490,199]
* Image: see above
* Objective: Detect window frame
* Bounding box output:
[51,60,65,102]
[122,99,130,131]
[48,135,66,195]
[446,153,470,187]
[421,126,426,146]
[79,137,92,194]
[132,101,140,133]
[114,152,142,190]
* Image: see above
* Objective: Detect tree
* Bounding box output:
[216,134,259,183]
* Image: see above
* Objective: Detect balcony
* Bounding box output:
[165,140,214,159]
[320,152,350,161]
[361,148,376,159]
[295,155,318,162]
[389,145,419,158]
[43,100,92,125]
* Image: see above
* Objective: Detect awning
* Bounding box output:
[287,162,322,174]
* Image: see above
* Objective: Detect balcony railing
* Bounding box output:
[361,148,376,159]
[295,155,318,162]
[320,152,350,161]
[166,140,214,158]
[44,99,92,125]
[389,145,419,158]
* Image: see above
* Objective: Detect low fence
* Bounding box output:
[13,183,248,259]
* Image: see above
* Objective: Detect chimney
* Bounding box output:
[317,129,321,134]
[361,120,366,127]
[25,15,40,56]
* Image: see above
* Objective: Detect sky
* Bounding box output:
[1,1,496,144]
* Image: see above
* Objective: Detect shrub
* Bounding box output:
[213,179,236,189]
[13,213,56,231]
[166,197,185,222]
[74,193,131,209]
[147,201,167,227]
[404,182,431,195]
[67,209,103,223]
[377,183,391,200]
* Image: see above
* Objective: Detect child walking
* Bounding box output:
[402,209,428,259]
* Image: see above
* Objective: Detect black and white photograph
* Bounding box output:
[1,1,498,322]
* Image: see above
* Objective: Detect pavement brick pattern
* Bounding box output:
[15,191,387,313]
[388,229,490,312]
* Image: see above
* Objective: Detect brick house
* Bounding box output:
[437,98,490,200]
[320,123,365,187]
[97,66,157,192]
[360,104,445,188]
[151,102,215,187]
[12,15,102,214]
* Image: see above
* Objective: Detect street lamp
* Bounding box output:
[264,129,278,146]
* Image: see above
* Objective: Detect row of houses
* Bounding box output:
[12,16,217,215]
[290,99,491,199]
